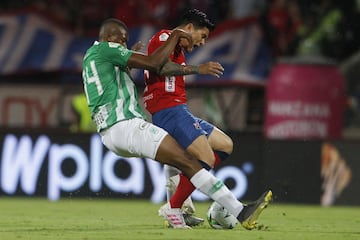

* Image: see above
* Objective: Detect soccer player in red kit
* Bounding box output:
[144,9,272,228]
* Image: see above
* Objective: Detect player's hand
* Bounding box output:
[172,29,193,52]
[179,38,194,53]
[198,62,224,78]
[131,41,144,52]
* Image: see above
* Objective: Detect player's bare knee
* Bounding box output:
[176,156,202,178]
[194,151,215,167]
[223,136,233,154]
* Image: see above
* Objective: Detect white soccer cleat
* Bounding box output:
[165,175,204,226]
[166,175,196,215]
[158,202,191,229]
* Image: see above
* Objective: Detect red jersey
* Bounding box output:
[143,29,187,114]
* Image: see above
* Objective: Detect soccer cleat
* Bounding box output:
[237,190,273,230]
[158,203,191,229]
[165,175,201,226]
[182,197,196,215]
[183,213,204,227]
[166,175,197,215]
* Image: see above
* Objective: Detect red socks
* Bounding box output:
[213,152,222,168]
[169,173,195,208]
[169,151,227,208]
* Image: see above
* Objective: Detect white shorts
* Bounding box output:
[100,118,168,159]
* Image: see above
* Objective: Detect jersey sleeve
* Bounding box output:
[99,42,133,67]
[148,31,170,55]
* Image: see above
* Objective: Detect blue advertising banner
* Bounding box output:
[0,131,358,205]
[0,132,253,202]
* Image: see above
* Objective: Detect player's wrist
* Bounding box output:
[182,65,199,75]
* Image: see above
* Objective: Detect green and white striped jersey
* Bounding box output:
[82,41,146,132]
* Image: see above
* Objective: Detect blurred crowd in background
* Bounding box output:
[1,0,360,61]
[1,0,360,130]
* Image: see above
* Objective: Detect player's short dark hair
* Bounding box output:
[180,9,215,31]
[99,18,129,40]
[100,18,128,32]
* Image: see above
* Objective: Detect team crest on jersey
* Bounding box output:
[159,32,169,41]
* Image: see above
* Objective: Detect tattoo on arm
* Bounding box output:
[159,61,199,76]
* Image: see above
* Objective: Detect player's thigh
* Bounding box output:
[195,117,233,154]
[101,118,167,159]
[155,134,202,177]
[207,126,233,154]
[186,134,216,166]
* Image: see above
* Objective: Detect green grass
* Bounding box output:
[0,197,359,240]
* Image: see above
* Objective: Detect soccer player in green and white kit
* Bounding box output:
[82,18,272,229]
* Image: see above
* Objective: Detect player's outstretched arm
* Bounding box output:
[127,29,193,73]
[159,61,224,78]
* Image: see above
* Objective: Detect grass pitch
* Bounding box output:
[0,197,359,240]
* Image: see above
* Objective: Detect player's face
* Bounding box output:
[190,27,209,48]
[180,24,209,52]
[110,26,129,48]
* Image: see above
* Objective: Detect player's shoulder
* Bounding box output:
[98,41,130,56]
[153,29,172,42]
[148,29,171,53]
[97,41,123,49]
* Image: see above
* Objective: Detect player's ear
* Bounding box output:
[185,23,194,32]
